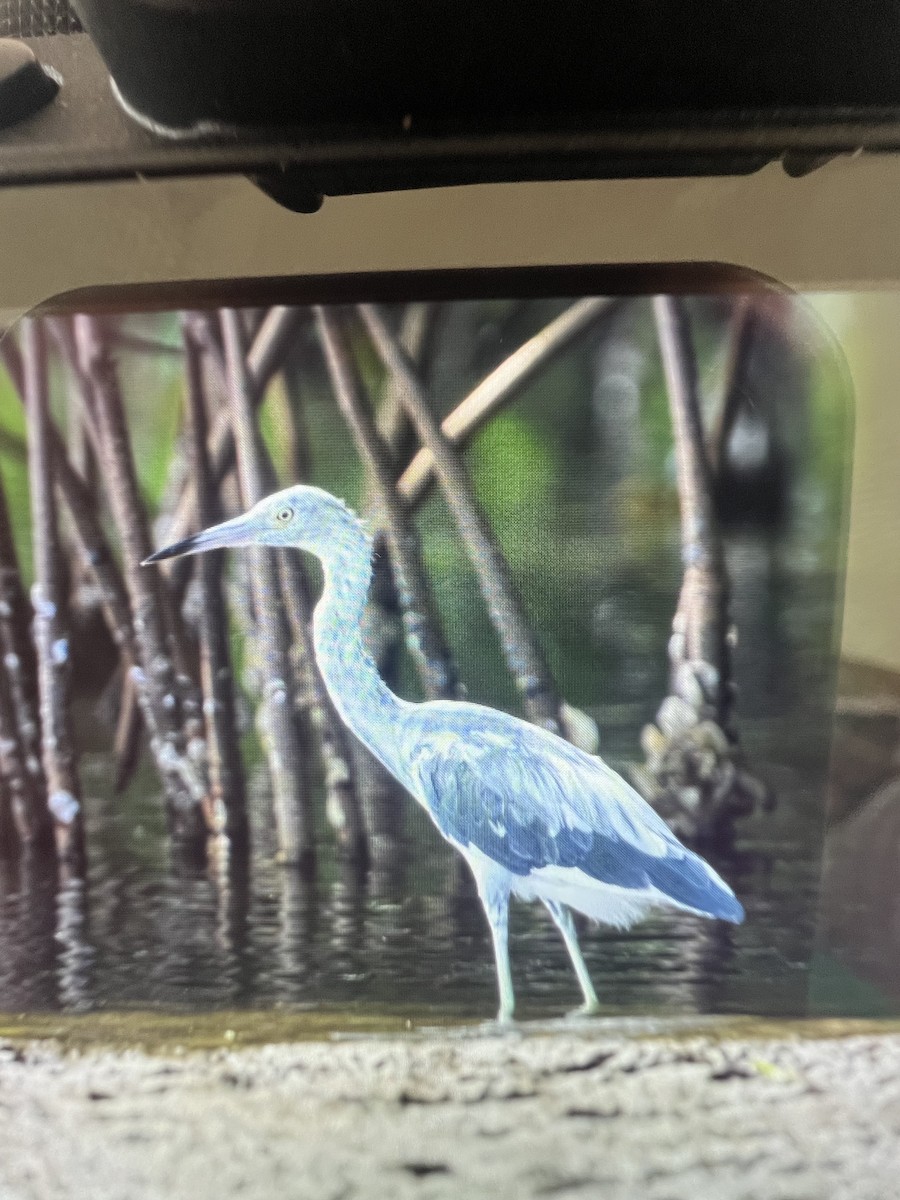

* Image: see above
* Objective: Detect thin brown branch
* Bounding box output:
[708,298,758,477]
[359,304,566,736]
[316,308,463,703]
[8,337,182,801]
[47,319,106,468]
[397,297,619,507]
[247,307,302,390]
[0,657,34,854]
[7,331,136,663]
[652,295,730,706]
[112,666,143,796]
[0,746,19,857]
[247,335,367,861]
[246,388,370,863]
[73,315,206,836]
[47,402,150,794]
[374,303,441,474]
[69,404,100,500]
[22,319,83,866]
[220,309,314,869]
[6,332,151,804]
[183,322,248,846]
[631,296,772,846]
[0,479,37,692]
[56,453,134,651]
[0,469,45,837]
[165,308,302,553]
[0,332,25,417]
[55,439,148,782]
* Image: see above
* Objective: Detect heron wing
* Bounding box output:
[409,709,743,923]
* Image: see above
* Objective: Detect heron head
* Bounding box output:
[143,484,365,565]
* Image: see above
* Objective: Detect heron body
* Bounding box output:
[146,484,744,1021]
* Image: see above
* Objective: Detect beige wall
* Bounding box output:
[1,158,899,669]
[830,293,900,671]
[4,156,900,323]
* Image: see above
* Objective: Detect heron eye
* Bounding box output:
[275,507,294,524]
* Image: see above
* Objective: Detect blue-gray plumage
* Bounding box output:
[145,484,744,1021]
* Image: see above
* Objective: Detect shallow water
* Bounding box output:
[0,525,862,1034]
[0,803,819,1024]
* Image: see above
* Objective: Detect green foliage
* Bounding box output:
[107,333,186,513]
[808,331,854,534]
[0,354,32,579]
[303,378,366,511]
[258,378,290,482]
[629,306,675,483]
[471,412,555,524]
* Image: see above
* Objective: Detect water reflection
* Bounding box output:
[0,816,824,1021]
[0,852,58,1010]
[0,853,93,1011]
[55,873,93,1011]
[276,869,319,1003]
[208,837,252,1004]
[0,546,846,1025]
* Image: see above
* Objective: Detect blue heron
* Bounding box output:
[145,485,743,1021]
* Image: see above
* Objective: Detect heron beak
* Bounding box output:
[142,513,254,565]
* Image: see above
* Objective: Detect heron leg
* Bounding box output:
[543,899,600,1014]
[472,870,515,1023]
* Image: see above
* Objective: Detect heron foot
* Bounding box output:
[561,996,601,1021]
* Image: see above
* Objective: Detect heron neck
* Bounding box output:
[312,527,411,782]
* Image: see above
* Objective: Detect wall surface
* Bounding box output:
[0,158,898,671]
[3,157,900,322]
[832,293,900,672]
